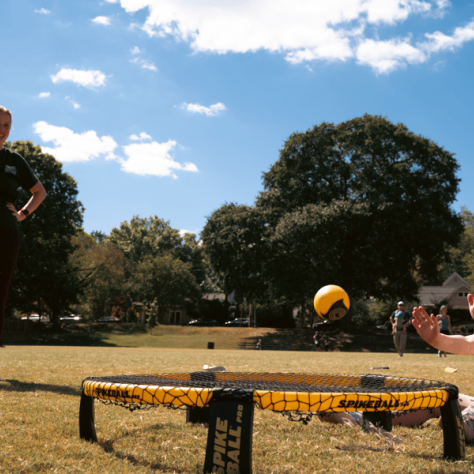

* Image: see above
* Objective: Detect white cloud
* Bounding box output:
[51,68,107,88]
[357,19,474,73]
[114,0,474,73]
[33,122,118,163]
[130,132,152,140]
[180,102,226,117]
[92,16,112,26]
[179,229,199,237]
[422,19,474,53]
[130,57,157,71]
[121,141,198,178]
[35,8,51,14]
[104,0,119,3]
[141,61,157,71]
[72,102,81,109]
[38,92,51,98]
[356,38,426,73]
[130,46,142,54]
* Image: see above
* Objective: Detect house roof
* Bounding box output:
[417,272,471,307]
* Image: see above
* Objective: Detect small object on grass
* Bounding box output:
[444,367,457,373]
[370,367,390,370]
[203,365,226,372]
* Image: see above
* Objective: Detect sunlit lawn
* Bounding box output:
[1,346,474,473]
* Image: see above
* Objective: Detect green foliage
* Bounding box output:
[70,231,126,321]
[6,141,84,322]
[201,204,268,299]
[108,216,205,278]
[254,302,296,328]
[347,299,371,327]
[146,305,158,331]
[131,255,201,320]
[107,216,207,319]
[203,115,462,320]
[109,215,206,285]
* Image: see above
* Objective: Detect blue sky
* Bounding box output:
[4,0,474,236]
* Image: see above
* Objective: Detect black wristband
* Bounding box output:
[21,209,29,216]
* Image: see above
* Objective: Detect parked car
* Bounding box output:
[21,314,50,323]
[97,316,121,323]
[224,318,251,327]
[60,314,83,323]
[187,319,219,327]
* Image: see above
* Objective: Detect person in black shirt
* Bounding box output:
[0,106,47,347]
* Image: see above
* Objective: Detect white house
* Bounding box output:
[417,272,471,309]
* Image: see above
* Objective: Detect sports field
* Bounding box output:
[1,346,474,473]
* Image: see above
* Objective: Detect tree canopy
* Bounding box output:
[70,231,126,321]
[203,115,462,310]
[107,216,205,319]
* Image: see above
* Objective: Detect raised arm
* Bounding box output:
[413,300,474,355]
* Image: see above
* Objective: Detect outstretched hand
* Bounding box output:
[412,306,440,345]
[469,294,474,320]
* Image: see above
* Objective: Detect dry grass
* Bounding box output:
[1,347,474,473]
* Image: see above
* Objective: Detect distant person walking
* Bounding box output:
[437,305,452,358]
[0,106,47,347]
[313,331,322,351]
[390,301,410,357]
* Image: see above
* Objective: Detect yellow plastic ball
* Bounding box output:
[314,285,350,321]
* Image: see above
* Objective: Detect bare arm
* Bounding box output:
[413,301,474,355]
[7,181,47,222]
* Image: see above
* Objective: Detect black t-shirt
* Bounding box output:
[0,147,38,231]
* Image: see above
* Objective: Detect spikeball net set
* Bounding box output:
[82,372,457,413]
[79,372,465,473]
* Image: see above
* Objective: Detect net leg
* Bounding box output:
[440,399,465,460]
[79,393,98,442]
[203,388,254,474]
[362,411,392,432]
[187,406,211,424]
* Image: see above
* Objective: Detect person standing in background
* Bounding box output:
[390,301,410,357]
[313,331,322,351]
[437,305,452,358]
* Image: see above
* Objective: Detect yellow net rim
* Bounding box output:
[81,372,456,413]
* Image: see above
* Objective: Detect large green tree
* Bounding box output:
[131,255,201,322]
[108,216,206,321]
[70,232,126,321]
[201,203,268,300]
[203,115,462,316]
[6,141,84,325]
[108,216,206,283]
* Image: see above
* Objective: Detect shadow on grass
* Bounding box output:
[238,328,438,354]
[3,322,151,347]
[3,326,119,347]
[99,428,196,473]
[0,378,80,396]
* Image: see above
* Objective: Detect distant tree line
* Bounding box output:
[6,115,472,329]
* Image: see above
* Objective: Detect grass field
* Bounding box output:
[2,345,474,473]
[4,322,440,354]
